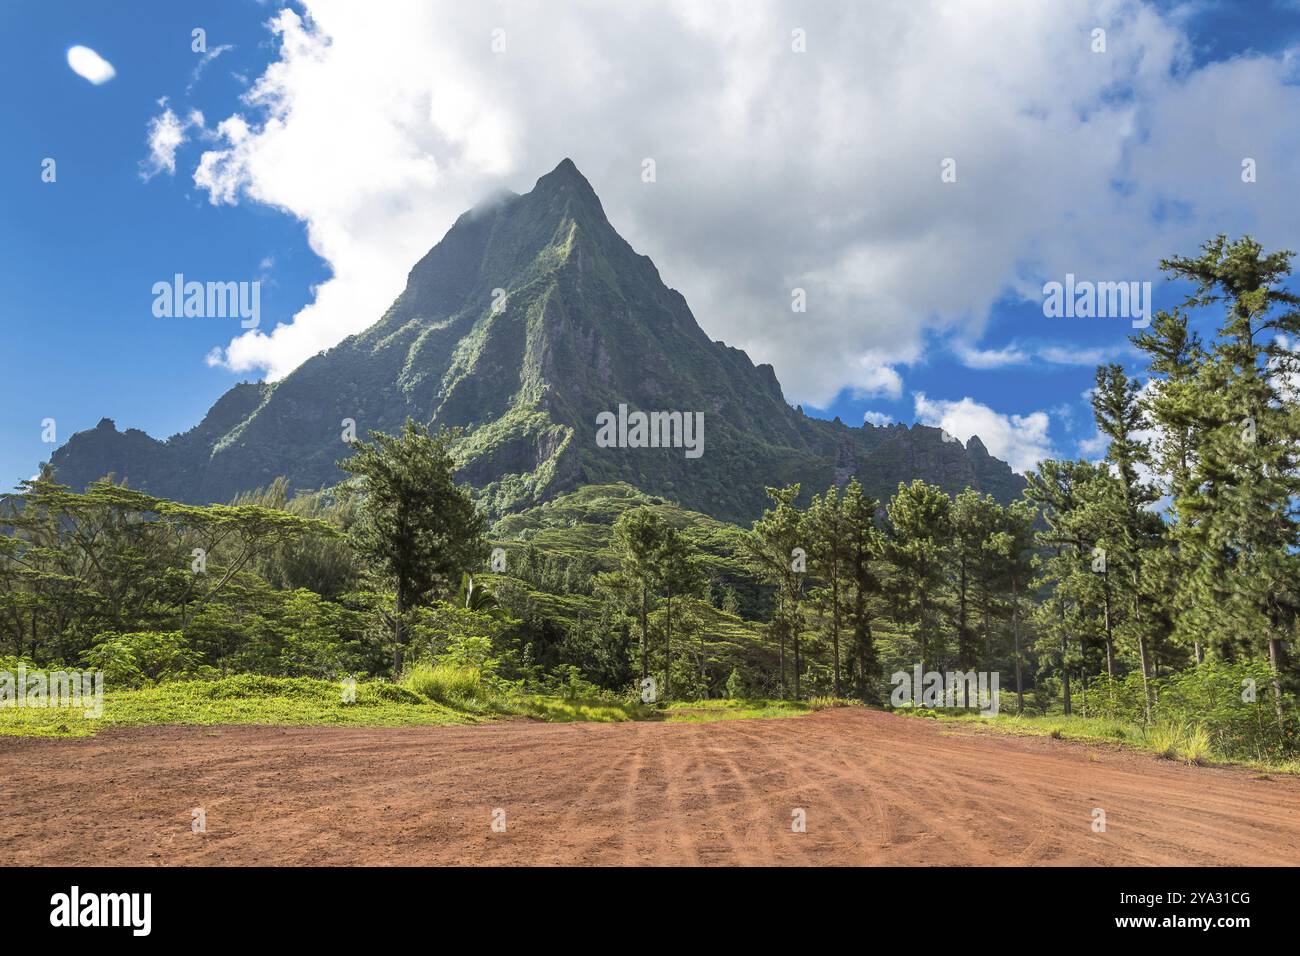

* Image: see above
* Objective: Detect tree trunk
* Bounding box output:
[1136,632,1153,724]
[392,586,406,676]
[1102,574,1116,679]
[957,562,971,669]
[831,579,842,698]
[1012,576,1023,715]
[1132,574,1152,724]
[1059,598,1071,717]
[982,598,991,669]
[777,596,786,699]
[793,622,801,700]
[919,593,929,675]
[639,586,648,681]
[1078,626,1089,718]
[664,588,672,701]
[1269,636,1285,729]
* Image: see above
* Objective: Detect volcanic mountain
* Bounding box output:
[50,159,1024,523]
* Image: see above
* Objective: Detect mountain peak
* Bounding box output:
[533,157,599,200]
[49,159,1026,521]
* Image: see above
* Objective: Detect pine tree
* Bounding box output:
[806,485,852,697]
[842,479,885,703]
[1092,363,1163,721]
[951,489,1001,669]
[655,523,701,701]
[1161,237,1300,722]
[740,485,806,698]
[338,419,488,675]
[884,481,952,674]
[611,507,666,686]
[986,499,1037,714]
[1133,307,1209,662]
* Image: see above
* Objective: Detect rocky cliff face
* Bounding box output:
[50,159,1024,522]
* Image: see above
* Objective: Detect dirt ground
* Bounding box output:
[3,708,1298,866]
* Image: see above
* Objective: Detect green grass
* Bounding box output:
[1143,721,1212,765]
[658,698,816,722]
[508,696,645,722]
[0,674,482,738]
[402,663,494,709]
[912,709,1300,774]
[2,674,823,736]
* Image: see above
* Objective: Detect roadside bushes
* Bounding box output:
[402,663,488,706]
[1079,661,1295,760]
[80,631,207,688]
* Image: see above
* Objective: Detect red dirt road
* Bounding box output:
[3,708,1298,866]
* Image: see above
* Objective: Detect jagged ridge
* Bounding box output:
[50,159,1025,522]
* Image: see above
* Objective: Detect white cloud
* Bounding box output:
[952,342,1031,369]
[1270,333,1300,402]
[847,362,903,401]
[188,43,235,93]
[952,339,1132,369]
[181,1,1300,397]
[67,45,115,85]
[142,105,204,180]
[913,392,1055,473]
[1037,344,1132,367]
[1077,429,1108,460]
[863,410,895,427]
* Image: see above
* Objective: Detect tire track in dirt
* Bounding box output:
[721,719,880,862]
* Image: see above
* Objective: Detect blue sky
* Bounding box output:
[3,0,1300,490]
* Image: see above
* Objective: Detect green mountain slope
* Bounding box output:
[50,159,1024,523]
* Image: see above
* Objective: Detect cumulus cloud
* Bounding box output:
[182,1,1300,397]
[863,410,895,427]
[1077,429,1109,460]
[914,392,1056,473]
[67,45,115,85]
[848,362,904,401]
[142,104,205,180]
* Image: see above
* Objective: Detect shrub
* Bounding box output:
[809,696,859,710]
[80,632,202,688]
[402,663,484,704]
[1144,721,1214,764]
[1081,661,1295,760]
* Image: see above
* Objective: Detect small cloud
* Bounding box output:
[188,43,235,93]
[953,341,1030,369]
[1049,402,1076,432]
[954,339,1131,369]
[141,105,205,181]
[67,45,116,85]
[848,362,903,401]
[863,411,894,427]
[1038,344,1129,366]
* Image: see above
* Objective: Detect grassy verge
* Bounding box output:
[908,709,1300,775]
[0,668,844,737]
[657,697,860,722]
[660,698,812,722]
[0,674,481,738]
